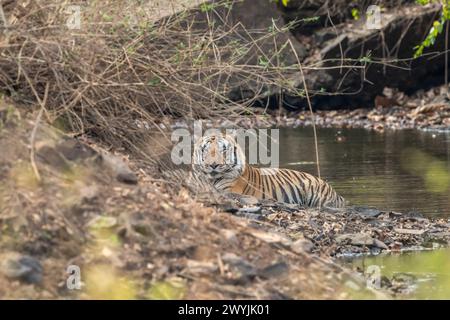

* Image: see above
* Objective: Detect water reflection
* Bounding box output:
[278,128,450,216]
[347,249,450,299]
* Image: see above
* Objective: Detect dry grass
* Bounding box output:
[0,0,302,152]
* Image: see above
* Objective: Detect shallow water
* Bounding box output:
[344,248,450,299]
[278,128,450,217]
[278,127,450,298]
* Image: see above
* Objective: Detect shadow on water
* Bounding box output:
[278,127,450,217]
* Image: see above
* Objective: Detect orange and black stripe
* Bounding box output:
[230,165,345,208]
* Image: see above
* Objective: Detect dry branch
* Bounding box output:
[0,0,301,150]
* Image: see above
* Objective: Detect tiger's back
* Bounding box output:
[229,165,345,208]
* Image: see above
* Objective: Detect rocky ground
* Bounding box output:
[1,99,449,299]
[220,196,450,258]
[156,85,450,132]
[291,85,450,131]
[217,195,450,296]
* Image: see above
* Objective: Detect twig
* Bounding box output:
[29,83,50,182]
[446,20,449,98]
[0,3,7,30]
[327,10,343,74]
[288,40,321,179]
[216,253,225,277]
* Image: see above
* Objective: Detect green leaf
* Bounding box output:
[414,0,450,57]
[351,8,360,20]
[258,56,270,68]
[148,76,162,87]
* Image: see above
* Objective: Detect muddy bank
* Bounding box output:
[290,85,450,131]
[155,105,449,133]
[219,196,450,257]
[151,83,449,132]
[215,195,450,297]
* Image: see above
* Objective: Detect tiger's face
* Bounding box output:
[192,134,245,181]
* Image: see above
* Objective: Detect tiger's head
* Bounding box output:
[192,133,246,182]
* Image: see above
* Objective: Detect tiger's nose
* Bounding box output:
[210,164,218,169]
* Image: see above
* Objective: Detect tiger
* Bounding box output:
[192,133,346,208]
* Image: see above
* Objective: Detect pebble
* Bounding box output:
[36,144,71,171]
[352,206,382,218]
[237,195,259,206]
[238,206,261,214]
[57,139,96,161]
[394,228,426,235]
[336,233,388,249]
[79,185,99,202]
[100,153,138,185]
[219,203,239,214]
[220,229,238,243]
[258,261,289,279]
[291,238,314,253]
[222,253,257,282]
[0,252,43,284]
[87,215,118,229]
[186,260,218,274]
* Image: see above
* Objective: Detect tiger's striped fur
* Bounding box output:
[192,133,346,208]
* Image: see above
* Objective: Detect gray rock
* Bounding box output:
[36,145,72,171]
[220,229,238,244]
[258,261,289,279]
[79,185,99,202]
[100,153,138,185]
[219,202,239,214]
[336,233,388,249]
[57,139,96,161]
[117,171,138,185]
[353,206,383,218]
[291,238,314,253]
[234,212,264,220]
[238,195,260,206]
[238,206,261,214]
[186,260,218,275]
[394,228,426,235]
[0,253,43,284]
[222,253,255,273]
[222,253,257,282]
